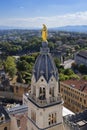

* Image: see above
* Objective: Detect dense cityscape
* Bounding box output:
[0,0,87,130]
[0,28,87,130]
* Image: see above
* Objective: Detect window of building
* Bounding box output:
[51,79,53,81]
[65,96,66,100]
[17,119,20,128]
[84,99,86,104]
[31,110,36,122]
[0,114,5,122]
[49,87,54,97]
[48,113,56,125]
[39,87,46,99]
[1,117,3,121]
[80,97,82,102]
[41,79,44,82]
[4,127,7,130]
[68,98,70,102]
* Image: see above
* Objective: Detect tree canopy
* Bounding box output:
[4,56,17,78]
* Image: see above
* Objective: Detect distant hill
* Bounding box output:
[52,25,87,32]
[1,25,87,32]
[0,26,18,30]
[0,26,39,30]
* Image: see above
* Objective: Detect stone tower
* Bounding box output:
[27,41,64,130]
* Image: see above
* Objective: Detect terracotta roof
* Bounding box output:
[62,79,87,93]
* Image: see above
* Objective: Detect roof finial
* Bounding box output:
[42,24,48,42]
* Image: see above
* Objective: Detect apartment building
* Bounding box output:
[60,79,87,113]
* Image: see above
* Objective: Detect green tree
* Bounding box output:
[78,64,87,74]
[17,72,23,83]
[4,56,17,78]
[59,73,65,81]
[64,68,74,75]
[69,74,80,80]
[0,59,3,68]
[24,72,32,84]
[75,45,80,50]
[48,42,54,50]
[54,58,60,68]
[82,75,87,80]
[71,62,78,70]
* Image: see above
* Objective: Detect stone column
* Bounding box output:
[36,87,39,98]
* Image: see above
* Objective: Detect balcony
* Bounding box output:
[27,93,63,107]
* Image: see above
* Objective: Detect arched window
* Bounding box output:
[17,119,20,127]
[49,87,54,97]
[1,117,3,121]
[4,127,7,130]
[39,87,46,100]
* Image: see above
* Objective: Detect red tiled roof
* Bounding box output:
[62,79,87,93]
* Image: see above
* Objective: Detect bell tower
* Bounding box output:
[26,25,64,130]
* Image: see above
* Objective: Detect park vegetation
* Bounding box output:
[3,55,81,83]
[0,30,87,83]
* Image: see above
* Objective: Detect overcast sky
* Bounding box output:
[0,0,87,28]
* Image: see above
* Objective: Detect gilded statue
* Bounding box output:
[42,24,48,42]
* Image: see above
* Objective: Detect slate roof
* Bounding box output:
[77,50,87,59]
[64,110,87,128]
[33,44,58,82]
[7,105,28,115]
[0,105,10,123]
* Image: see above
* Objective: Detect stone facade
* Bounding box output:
[0,122,10,130]
[25,42,64,130]
[7,105,28,130]
[13,82,29,100]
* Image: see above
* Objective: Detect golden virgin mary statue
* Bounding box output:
[42,24,48,42]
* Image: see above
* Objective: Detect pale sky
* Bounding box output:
[0,0,87,28]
